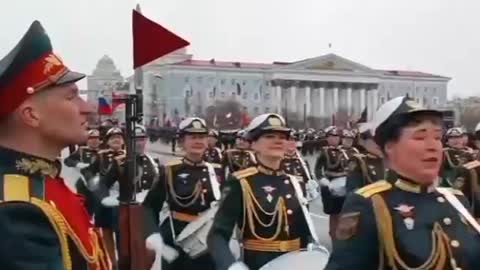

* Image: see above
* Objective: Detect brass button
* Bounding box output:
[287,209,293,215]
[284,180,290,184]
[286,194,292,199]
[143,171,147,175]
[203,189,208,193]
[437,197,446,203]
[143,180,147,184]
[443,218,452,225]
[451,240,460,248]
[202,178,207,182]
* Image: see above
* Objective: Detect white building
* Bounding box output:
[87,55,125,103]
[89,49,450,126]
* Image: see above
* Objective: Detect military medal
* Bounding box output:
[262,186,276,203]
[394,204,415,230]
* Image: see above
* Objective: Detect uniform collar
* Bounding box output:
[394,175,436,194]
[284,152,297,158]
[0,146,60,178]
[257,161,285,176]
[183,157,205,167]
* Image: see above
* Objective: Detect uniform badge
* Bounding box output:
[335,212,360,240]
[394,204,415,230]
[262,185,276,203]
[268,117,282,127]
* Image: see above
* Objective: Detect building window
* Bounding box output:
[209,92,214,98]
[254,107,259,114]
[254,93,259,100]
[432,97,439,105]
[197,77,203,83]
[242,92,248,99]
[433,88,437,95]
[220,92,225,98]
[415,87,420,94]
[265,107,270,113]
[220,79,225,85]
[231,92,236,96]
[231,79,236,85]
[242,80,247,86]
[264,93,270,100]
[184,77,190,83]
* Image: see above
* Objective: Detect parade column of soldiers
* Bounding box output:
[0,21,111,269]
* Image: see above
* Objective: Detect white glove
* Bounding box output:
[319,178,330,187]
[146,233,179,263]
[228,261,249,270]
[136,190,149,203]
[76,162,90,169]
[101,196,119,207]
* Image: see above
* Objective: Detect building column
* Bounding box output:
[371,87,379,113]
[275,83,282,114]
[290,84,297,113]
[360,87,366,111]
[347,86,352,116]
[305,84,311,118]
[333,85,339,115]
[318,86,325,117]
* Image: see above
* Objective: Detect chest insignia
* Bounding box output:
[394,204,415,230]
[261,185,277,203]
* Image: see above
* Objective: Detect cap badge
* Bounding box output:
[192,120,202,129]
[268,117,282,127]
[405,99,421,111]
[43,54,63,75]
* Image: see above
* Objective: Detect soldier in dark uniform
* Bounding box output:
[208,113,316,270]
[0,21,110,269]
[345,123,387,193]
[281,131,318,200]
[326,96,480,270]
[64,129,102,215]
[440,127,474,189]
[314,126,348,240]
[340,129,360,157]
[204,129,225,183]
[142,117,220,270]
[223,129,256,175]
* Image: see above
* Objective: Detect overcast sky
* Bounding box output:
[1,0,479,98]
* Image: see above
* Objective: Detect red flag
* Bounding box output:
[132,10,190,69]
[112,92,125,111]
[98,97,112,115]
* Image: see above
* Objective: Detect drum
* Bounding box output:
[329,176,347,197]
[259,246,330,270]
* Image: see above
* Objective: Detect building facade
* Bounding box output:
[88,50,450,127]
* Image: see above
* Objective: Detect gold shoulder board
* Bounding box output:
[166,158,182,167]
[233,167,258,179]
[464,160,480,170]
[355,180,392,198]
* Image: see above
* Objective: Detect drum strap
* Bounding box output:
[288,175,319,243]
[205,162,221,200]
[436,187,480,234]
[296,151,313,181]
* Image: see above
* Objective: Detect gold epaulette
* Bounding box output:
[355,180,392,198]
[166,158,182,167]
[464,160,480,170]
[233,167,258,179]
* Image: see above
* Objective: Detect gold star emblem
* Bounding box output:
[268,117,282,127]
[192,120,202,129]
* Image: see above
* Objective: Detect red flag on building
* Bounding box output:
[132,9,190,69]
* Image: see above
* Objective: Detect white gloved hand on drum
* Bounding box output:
[135,190,149,203]
[101,196,119,207]
[319,178,330,187]
[76,162,90,169]
[228,261,250,270]
[146,233,179,263]
[329,177,347,197]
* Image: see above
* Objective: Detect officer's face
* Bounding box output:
[87,137,101,149]
[207,136,218,147]
[385,116,443,184]
[236,138,250,149]
[182,134,208,155]
[251,132,287,159]
[135,137,147,154]
[21,83,93,146]
[108,134,124,150]
[342,137,354,147]
[447,136,463,149]
[327,135,340,146]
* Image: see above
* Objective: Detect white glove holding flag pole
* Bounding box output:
[146,233,179,270]
[76,162,90,169]
[319,177,330,187]
[228,261,249,270]
[101,195,120,207]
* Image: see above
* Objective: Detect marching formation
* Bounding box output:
[1,20,480,270]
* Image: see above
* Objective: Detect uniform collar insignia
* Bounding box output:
[0,147,60,178]
[261,185,276,203]
[183,157,205,167]
[257,163,284,176]
[178,173,189,178]
[395,178,436,193]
